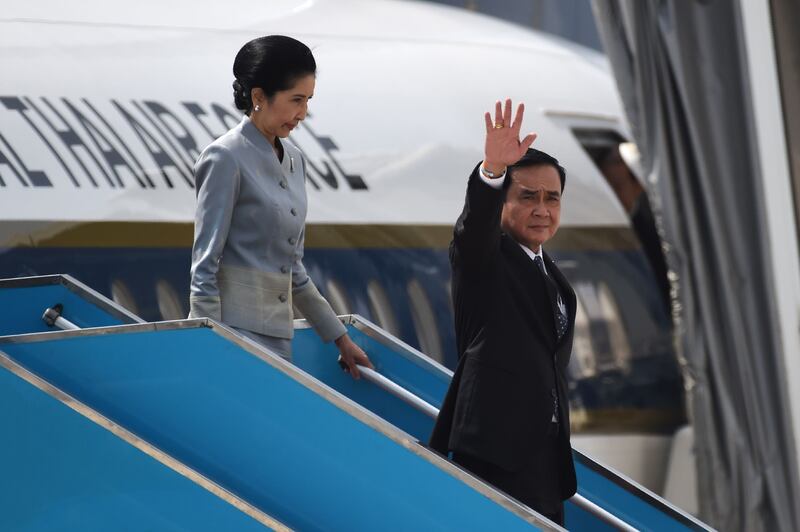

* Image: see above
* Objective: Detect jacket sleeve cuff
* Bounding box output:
[477,163,506,189]
[189,295,222,322]
[293,281,347,343]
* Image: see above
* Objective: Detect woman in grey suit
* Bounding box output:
[189,35,373,377]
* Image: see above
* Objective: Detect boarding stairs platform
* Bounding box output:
[0,275,714,531]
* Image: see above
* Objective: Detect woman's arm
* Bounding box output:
[188,145,240,320]
[291,227,374,378]
[291,226,346,342]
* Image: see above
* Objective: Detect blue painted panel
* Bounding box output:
[0,284,125,336]
[0,363,272,532]
[2,327,544,531]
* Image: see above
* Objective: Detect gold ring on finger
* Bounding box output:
[494,122,504,129]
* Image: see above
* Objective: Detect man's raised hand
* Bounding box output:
[483,99,537,174]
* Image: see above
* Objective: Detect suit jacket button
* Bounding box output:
[278,294,287,303]
[288,237,296,245]
[290,208,297,216]
[281,265,289,274]
[280,181,287,189]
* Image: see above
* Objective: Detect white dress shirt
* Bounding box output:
[478,164,506,190]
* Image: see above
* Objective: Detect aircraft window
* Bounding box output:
[155,280,185,320]
[110,279,139,315]
[367,280,399,336]
[597,282,632,374]
[574,281,601,317]
[406,279,443,363]
[574,281,616,373]
[325,279,350,316]
[569,288,597,379]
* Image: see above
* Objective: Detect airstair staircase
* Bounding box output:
[0,274,714,531]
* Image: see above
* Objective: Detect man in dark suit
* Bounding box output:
[430,99,577,525]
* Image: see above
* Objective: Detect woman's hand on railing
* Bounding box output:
[335,333,374,379]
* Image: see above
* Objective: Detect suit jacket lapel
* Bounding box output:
[544,251,576,345]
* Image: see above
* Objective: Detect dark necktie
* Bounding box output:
[533,255,568,341]
[534,254,566,426]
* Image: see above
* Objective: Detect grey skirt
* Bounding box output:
[233,326,292,361]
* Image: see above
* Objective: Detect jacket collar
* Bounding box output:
[239,116,286,160]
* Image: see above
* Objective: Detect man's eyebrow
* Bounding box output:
[515,183,560,195]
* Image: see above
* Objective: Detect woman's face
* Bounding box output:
[251,74,315,142]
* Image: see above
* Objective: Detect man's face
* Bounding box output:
[500,164,562,252]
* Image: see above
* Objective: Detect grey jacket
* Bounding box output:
[189,116,346,342]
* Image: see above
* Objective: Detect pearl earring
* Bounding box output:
[254,104,261,112]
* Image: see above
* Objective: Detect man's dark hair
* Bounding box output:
[502,148,566,194]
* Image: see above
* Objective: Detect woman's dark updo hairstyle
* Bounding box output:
[232,35,316,115]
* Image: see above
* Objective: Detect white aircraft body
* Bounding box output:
[0,0,690,499]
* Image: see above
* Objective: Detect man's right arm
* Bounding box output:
[452,98,537,270]
[451,163,506,272]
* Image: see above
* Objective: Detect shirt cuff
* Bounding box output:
[478,163,506,190]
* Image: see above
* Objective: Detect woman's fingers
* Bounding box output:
[343,354,361,379]
[349,361,361,379]
[339,345,374,380]
[485,111,493,133]
[361,352,375,370]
